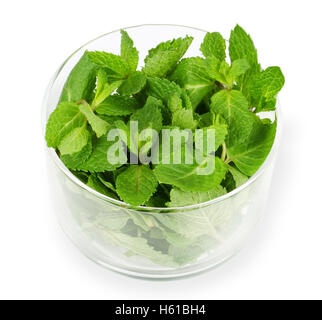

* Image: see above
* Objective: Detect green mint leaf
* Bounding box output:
[79,103,110,137]
[154,156,227,192]
[205,57,227,83]
[143,36,193,77]
[250,66,285,111]
[87,51,129,79]
[96,94,139,116]
[120,30,139,74]
[78,133,124,172]
[172,108,198,130]
[145,193,168,208]
[167,92,197,130]
[210,90,254,146]
[168,93,183,113]
[195,115,228,152]
[60,135,92,169]
[58,124,89,155]
[59,51,96,103]
[113,119,133,152]
[146,77,182,103]
[45,102,85,148]
[170,57,214,109]
[167,185,227,207]
[87,174,118,199]
[219,61,230,78]
[229,25,260,98]
[97,173,117,193]
[117,71,146,96]
[207,58,250,88]
[96,114,127,123]
[227,165,248,187]
[116,165,158,206]
[200,32,226,61]
[131,96,163,132]
[92,79,123,107]
[95,69,108,95]
[199,112,216,128]
[227,118,277,176]
[180,89,194,110]
[229,25,259,72]
[227,58,250,84]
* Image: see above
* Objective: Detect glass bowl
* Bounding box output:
[42,24,281,279]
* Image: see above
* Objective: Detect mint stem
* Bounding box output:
[221,142,227,161]
[75,99,90,107]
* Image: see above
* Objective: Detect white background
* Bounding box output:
[0,0,321,300]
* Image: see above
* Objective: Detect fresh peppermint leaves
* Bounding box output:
[46,25,284,209]
[116,165,158,206]
[143,36,193,77]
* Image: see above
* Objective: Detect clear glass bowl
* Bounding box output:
[42,24,281,279]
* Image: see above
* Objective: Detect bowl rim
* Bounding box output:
[43,23,282,213]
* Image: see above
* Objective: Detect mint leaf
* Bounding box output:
[61,135,92,169]
[229,25,261,98]
[227,165,248,187]
[206,58,250,88]
[205,57,227,83]
[113,119,134,152]
[199,112,216,128]
[120,29,139,74]
[96,114,127,123]
[229,25,259,72]
[167,92,197,130]
[146,77,182,103]
[250,66,285,111]
[87,51,129,79]
[143,36,193,77]
[227,119,276,176]
[195,115,228,152]
[167,185,227,207]
[95,69,108,96]
[131,96,163,132]
[117,71,146,96]
[200,32,226,61]
[210,90,254,146]
[92,80,123,107]
[154,156,227,192]
[168,93,183,113]
[78,133,124,172]
[58,124,89,155]
[227,58,250,84]
[96,94,139,116]
[97,173,117,193]
[45,102,85,148]
[145,193,168,208]
[116,165,158,206]
[170,57,214,109]
[59,51,96,103]
[87,174,118,199]
[79,103,109,137]
[172,108,198,130]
